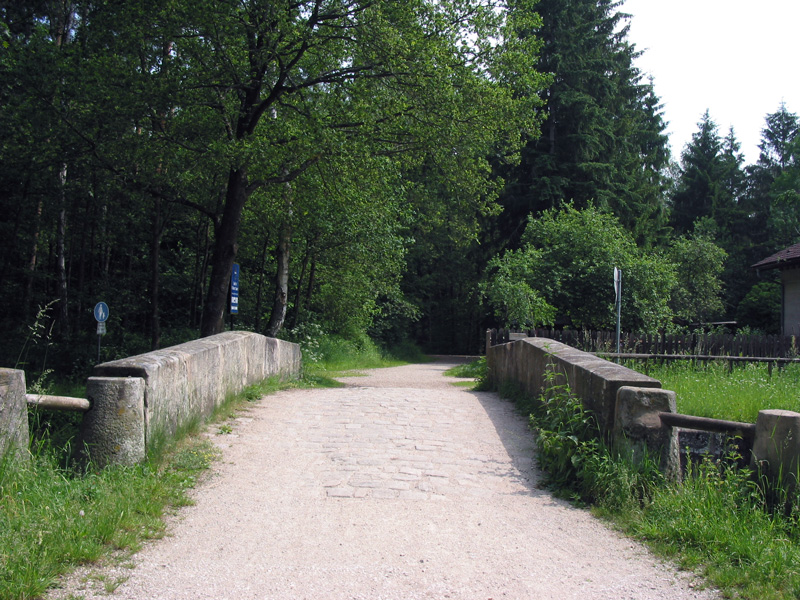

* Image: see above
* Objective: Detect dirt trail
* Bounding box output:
[48,359,718,600]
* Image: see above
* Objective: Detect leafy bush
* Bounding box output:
[444,357,486,379]
[736,281,782,335]
[482,204,677,332]
[505,367,662,508]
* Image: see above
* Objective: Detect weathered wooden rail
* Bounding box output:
[658,412,756,443]
[26,394,90,412]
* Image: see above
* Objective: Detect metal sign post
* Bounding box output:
[613,268,622,356]
[230,263,240,314]
[94,302,109,363]
[229,263,239,331]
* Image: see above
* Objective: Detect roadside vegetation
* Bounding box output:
[635,360,800,423]
[1,333,423,600]
[443,357,488,388]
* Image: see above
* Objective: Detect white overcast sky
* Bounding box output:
[621,0,800,166]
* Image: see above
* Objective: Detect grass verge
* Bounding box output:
[633,360,800,422]
[0,375,299,600]
[443,357,490,391]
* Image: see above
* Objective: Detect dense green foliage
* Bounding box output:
[0,0,547,370]
[484,204,677,331]
[497,0,671,246]
[1,0,798,366]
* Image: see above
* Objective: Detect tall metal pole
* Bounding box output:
[614,268,622,356]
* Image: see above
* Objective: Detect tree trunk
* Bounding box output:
[23,190,42,322]
[305,257,317,312]
[289,241,310,330]
[191,220,210,329]
[265,184,293,337]
[265,222,291,337]
[200,167,248,337]
[149,194,162,350]
[254,233,271,332]
[56,163,69,335]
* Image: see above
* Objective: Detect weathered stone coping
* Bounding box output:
[487,337,660,435]
[79,332,300,466]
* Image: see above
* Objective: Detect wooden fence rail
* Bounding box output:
[26,394,90,412]
[488,328,799,359]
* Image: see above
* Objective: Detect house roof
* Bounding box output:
[752,242,800,271]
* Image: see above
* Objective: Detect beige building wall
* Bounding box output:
[782,268,800,336]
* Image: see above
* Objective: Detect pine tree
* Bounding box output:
[497,0,671,247]
[670,111,726,235]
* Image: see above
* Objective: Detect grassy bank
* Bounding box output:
[633,360,800,423]
[1,430,219,599]
[0,374,299,599]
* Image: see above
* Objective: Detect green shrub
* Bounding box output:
[444,357,486,379]
[501,368,662,508]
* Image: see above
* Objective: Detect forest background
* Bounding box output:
[2,0,798,384]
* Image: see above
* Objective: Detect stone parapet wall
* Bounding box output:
[80,332,301,466]
[487,337,800,485]
[488,337,660,435]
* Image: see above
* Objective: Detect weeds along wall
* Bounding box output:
[487,337,800,487]
[487,337,683,476]
[78,332,301,467]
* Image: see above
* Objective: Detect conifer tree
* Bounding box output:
[670,111,726,235]
[497,0,671,247]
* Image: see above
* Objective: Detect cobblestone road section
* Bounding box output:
[49,360,718,600]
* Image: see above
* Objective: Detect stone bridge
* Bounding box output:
[45,358,716,600]
[5,335,799,598]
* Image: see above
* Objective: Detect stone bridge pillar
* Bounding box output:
[0,369,30,463]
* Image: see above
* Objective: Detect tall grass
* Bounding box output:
[635,360,800,422]
[0,376,296,600]
[624,455,800,600]
[0,442,214,600]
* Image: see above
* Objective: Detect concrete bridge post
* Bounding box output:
[0,368,30,463]
[751,409,800,493]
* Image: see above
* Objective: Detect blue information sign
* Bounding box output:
[230,264,240,314]
[94,302,109,323]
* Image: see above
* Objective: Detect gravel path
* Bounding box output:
[48,359,718,599]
